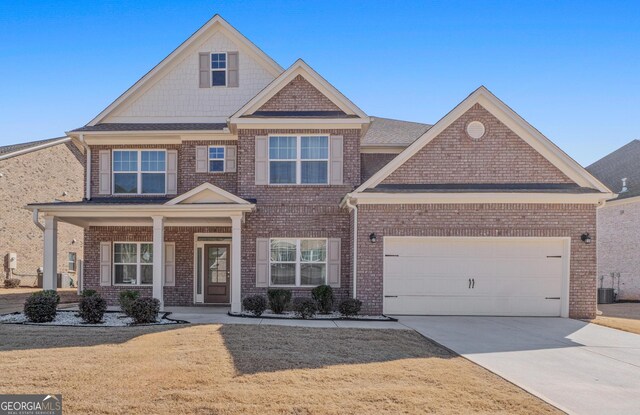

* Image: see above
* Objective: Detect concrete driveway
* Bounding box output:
[398,316,640,415]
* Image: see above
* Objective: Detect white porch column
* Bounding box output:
[152,216,165,309]
[43,215,58,290]
[231,215,242,313]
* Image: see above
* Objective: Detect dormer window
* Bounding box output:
[211,53,226,86]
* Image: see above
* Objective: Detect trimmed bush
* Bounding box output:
[4,278,20,288]
[243,295,267,316]
[267,289,292,314]
[119,290,140,317]
[129,297,160,324]
[338,298,362,317]
[78,294,107,324]
[23,290,60,323]
[81,289,97,297]
[311,285,334,314]
[292,297,317,319]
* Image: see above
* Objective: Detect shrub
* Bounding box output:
[23,290,60,323]
[243,295,267,316]
[119,290,140,317]
[267,289,292,314]
[338,298,362,317]
[129,297,160,324]
[78,294,107,324]
[4,278,20,288]
[81,289,97,297]
[292,297,317,319]
[311,285,334,314]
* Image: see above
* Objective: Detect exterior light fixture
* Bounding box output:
[581,233,592,244]
[369,233,377,243]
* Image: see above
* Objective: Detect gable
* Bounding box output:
[255,75,343,113]
[165,183,249,205]
[381,104,573,185]
[90,15,283,125]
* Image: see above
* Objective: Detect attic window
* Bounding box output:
[211,53,226,86]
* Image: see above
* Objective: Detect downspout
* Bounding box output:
[345,196,358,299]
[78,134,91,200]
[32,208,45,231]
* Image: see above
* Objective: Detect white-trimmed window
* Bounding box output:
[269,238,327,286]
[208,146,225,172]
[269,135,329,184]
[211,53,226,86]
[113,150,166,194]
[68,252,77,273]
[113,242,153,285]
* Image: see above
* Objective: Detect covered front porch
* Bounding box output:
[28,183,255,313]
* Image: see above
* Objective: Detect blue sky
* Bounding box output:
[0,0,638,166]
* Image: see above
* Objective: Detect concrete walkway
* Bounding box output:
[165,307,406,329]
[398,316,640,415]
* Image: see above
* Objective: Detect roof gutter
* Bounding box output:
[0,137,70,161]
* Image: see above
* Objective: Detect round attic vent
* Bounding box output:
[466,121,486,140]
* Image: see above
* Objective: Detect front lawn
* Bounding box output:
[0,324,560,414]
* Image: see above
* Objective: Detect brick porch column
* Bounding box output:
[43,215,58,290]
[231,215,242,313]
[152,216,165,309]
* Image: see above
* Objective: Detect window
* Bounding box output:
[113,150,166,194]
[269,239,327,286]
[208,146,225,172]
[68,252,77,273]
[113,243,153,285]
[269,135,328,184]
[211,53,226,86]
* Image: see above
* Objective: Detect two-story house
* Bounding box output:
[29,15,614,318]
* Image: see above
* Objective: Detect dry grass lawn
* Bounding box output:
[590,303,640,335]
[0,323,561,414]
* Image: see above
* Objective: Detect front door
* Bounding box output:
[204,244,230,303]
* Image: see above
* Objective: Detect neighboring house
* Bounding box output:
[587,140,640,300]
[29,15,613,318]
[0,137,84,286]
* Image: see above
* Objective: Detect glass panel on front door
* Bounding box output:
[204,245,230,303]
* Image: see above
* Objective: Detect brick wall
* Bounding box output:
[361,153,397,182]
[257,75,342,112]
[382,104,573,185]
[0,142,84,285]
[83,225,231,306]
[596,201,640,300]
[356,203,597,318]
[90,141,237,197]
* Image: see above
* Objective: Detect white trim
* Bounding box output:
[381,236,571,318]
[230,119,366,130]
[229,59,369,122]
[268,134,330,185]
[0,137,70,161]
[88,15,283,126]
[268,238,328,288]
[112,241,154,286]
[598,195,636,207]
[354,86,612,194]
[165,182,251,205]
[112,149,167,196]
[360,146,406,154]
[208,145,226,172]
[347,191,614,205]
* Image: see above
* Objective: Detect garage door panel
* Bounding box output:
[383,237,566,316]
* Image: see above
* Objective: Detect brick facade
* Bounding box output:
[257,75,343,113]
[596,201,640,300]
[83,226,231,306]
[361,153,396,182]
[0,142,84,285]
[382,104,573,185]
[356,203,597,319]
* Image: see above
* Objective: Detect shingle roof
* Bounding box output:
[0,136,68,159]
[586,140,640,200]
[70,123,228,132]
[361,116,432,147]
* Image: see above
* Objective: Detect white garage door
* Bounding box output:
[383,237,567,316]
